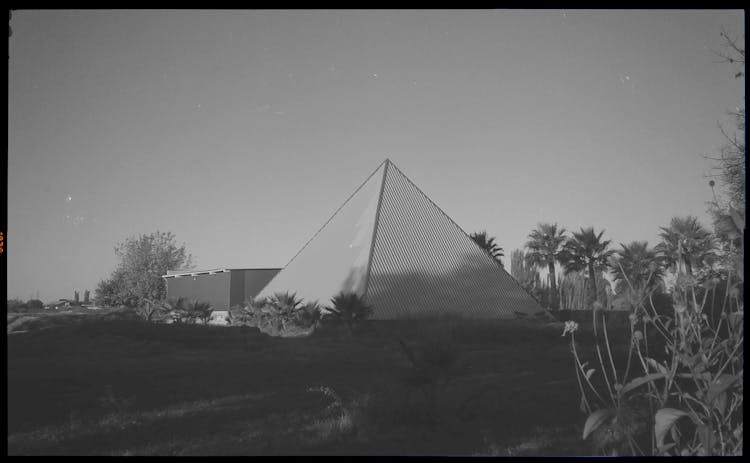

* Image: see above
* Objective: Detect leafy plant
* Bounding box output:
[160,296,189,323]
[326,292,374,334]
[564,255,743,456]
[228,294,320,336]
[185,299,213,324]
[397,335,462,422]
[135,298,164,322]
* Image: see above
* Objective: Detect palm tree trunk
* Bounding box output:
[587,262,597,310]
[548,262,558,310]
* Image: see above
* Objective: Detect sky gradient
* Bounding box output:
[8,10,745,301]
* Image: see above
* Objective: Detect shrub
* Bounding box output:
[159,296,189,323]
[396,334,462,422]
[134,298,164,322]
[7,299,28,313]
[25,299,45,312]
[228,294,321,336]
[326,292,373,334]
[185,300,213,324]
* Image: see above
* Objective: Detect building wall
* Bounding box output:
[229,271,246,308]
[244,269,281,300]
[166,272,231,309]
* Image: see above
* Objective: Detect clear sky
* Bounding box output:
[8,10,745,301]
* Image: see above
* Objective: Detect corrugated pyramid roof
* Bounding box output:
[257,159,542,318]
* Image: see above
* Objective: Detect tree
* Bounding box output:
[705,30,745,282]
[711,28,745,80]
[7,299,28,313]
[609,241,664,293]
[560,227,614,310]
[94,269,131,307]
[96,231,194,307]
[655,216,715,277]
[524,223,568,310]
[470,231,504,268]
[510,249,537,288]
[26,299,45,311]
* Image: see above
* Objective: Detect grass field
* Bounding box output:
[7,312,622,456]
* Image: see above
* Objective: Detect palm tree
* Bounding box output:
[655,216,715,276]
[524,223,567,309]
[268,292,304,316]
[610,241,664,292]
[185,299,213,324]
[470,231,505,268]
[161,296,189,323]
[560,227,614,310]
[327,291,373,334]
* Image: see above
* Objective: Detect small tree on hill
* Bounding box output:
[95,231,194,308]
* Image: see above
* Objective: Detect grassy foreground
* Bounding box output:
[8,312,601,456]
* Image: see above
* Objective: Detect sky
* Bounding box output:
[7,9,745,301]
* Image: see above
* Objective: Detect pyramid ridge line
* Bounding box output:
[275,160,387,272]
[362,160,390,300]
[383,162,530,292]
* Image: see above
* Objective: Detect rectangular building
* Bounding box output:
[162,268,280,310]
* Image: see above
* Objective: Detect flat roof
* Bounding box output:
[162,268,281,278]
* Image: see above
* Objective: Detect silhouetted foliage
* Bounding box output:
[560,227,614,310]
[470,231,505,268]
[327,292,374,334]
[7,299,28,313]
[185,299,213,324]
[655,216,715,277]
[524,223,568,309]
[26,299,45,311]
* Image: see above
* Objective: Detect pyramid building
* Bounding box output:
[257,160,543,319]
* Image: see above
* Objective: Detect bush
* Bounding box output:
[325,292,373,334]
[228,293,321,337]
[185,300,213,324]
[134,299,164,322]
[25,299,45,312]
[7,299,28,313]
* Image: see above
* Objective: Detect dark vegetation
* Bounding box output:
[7,312,613,456]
